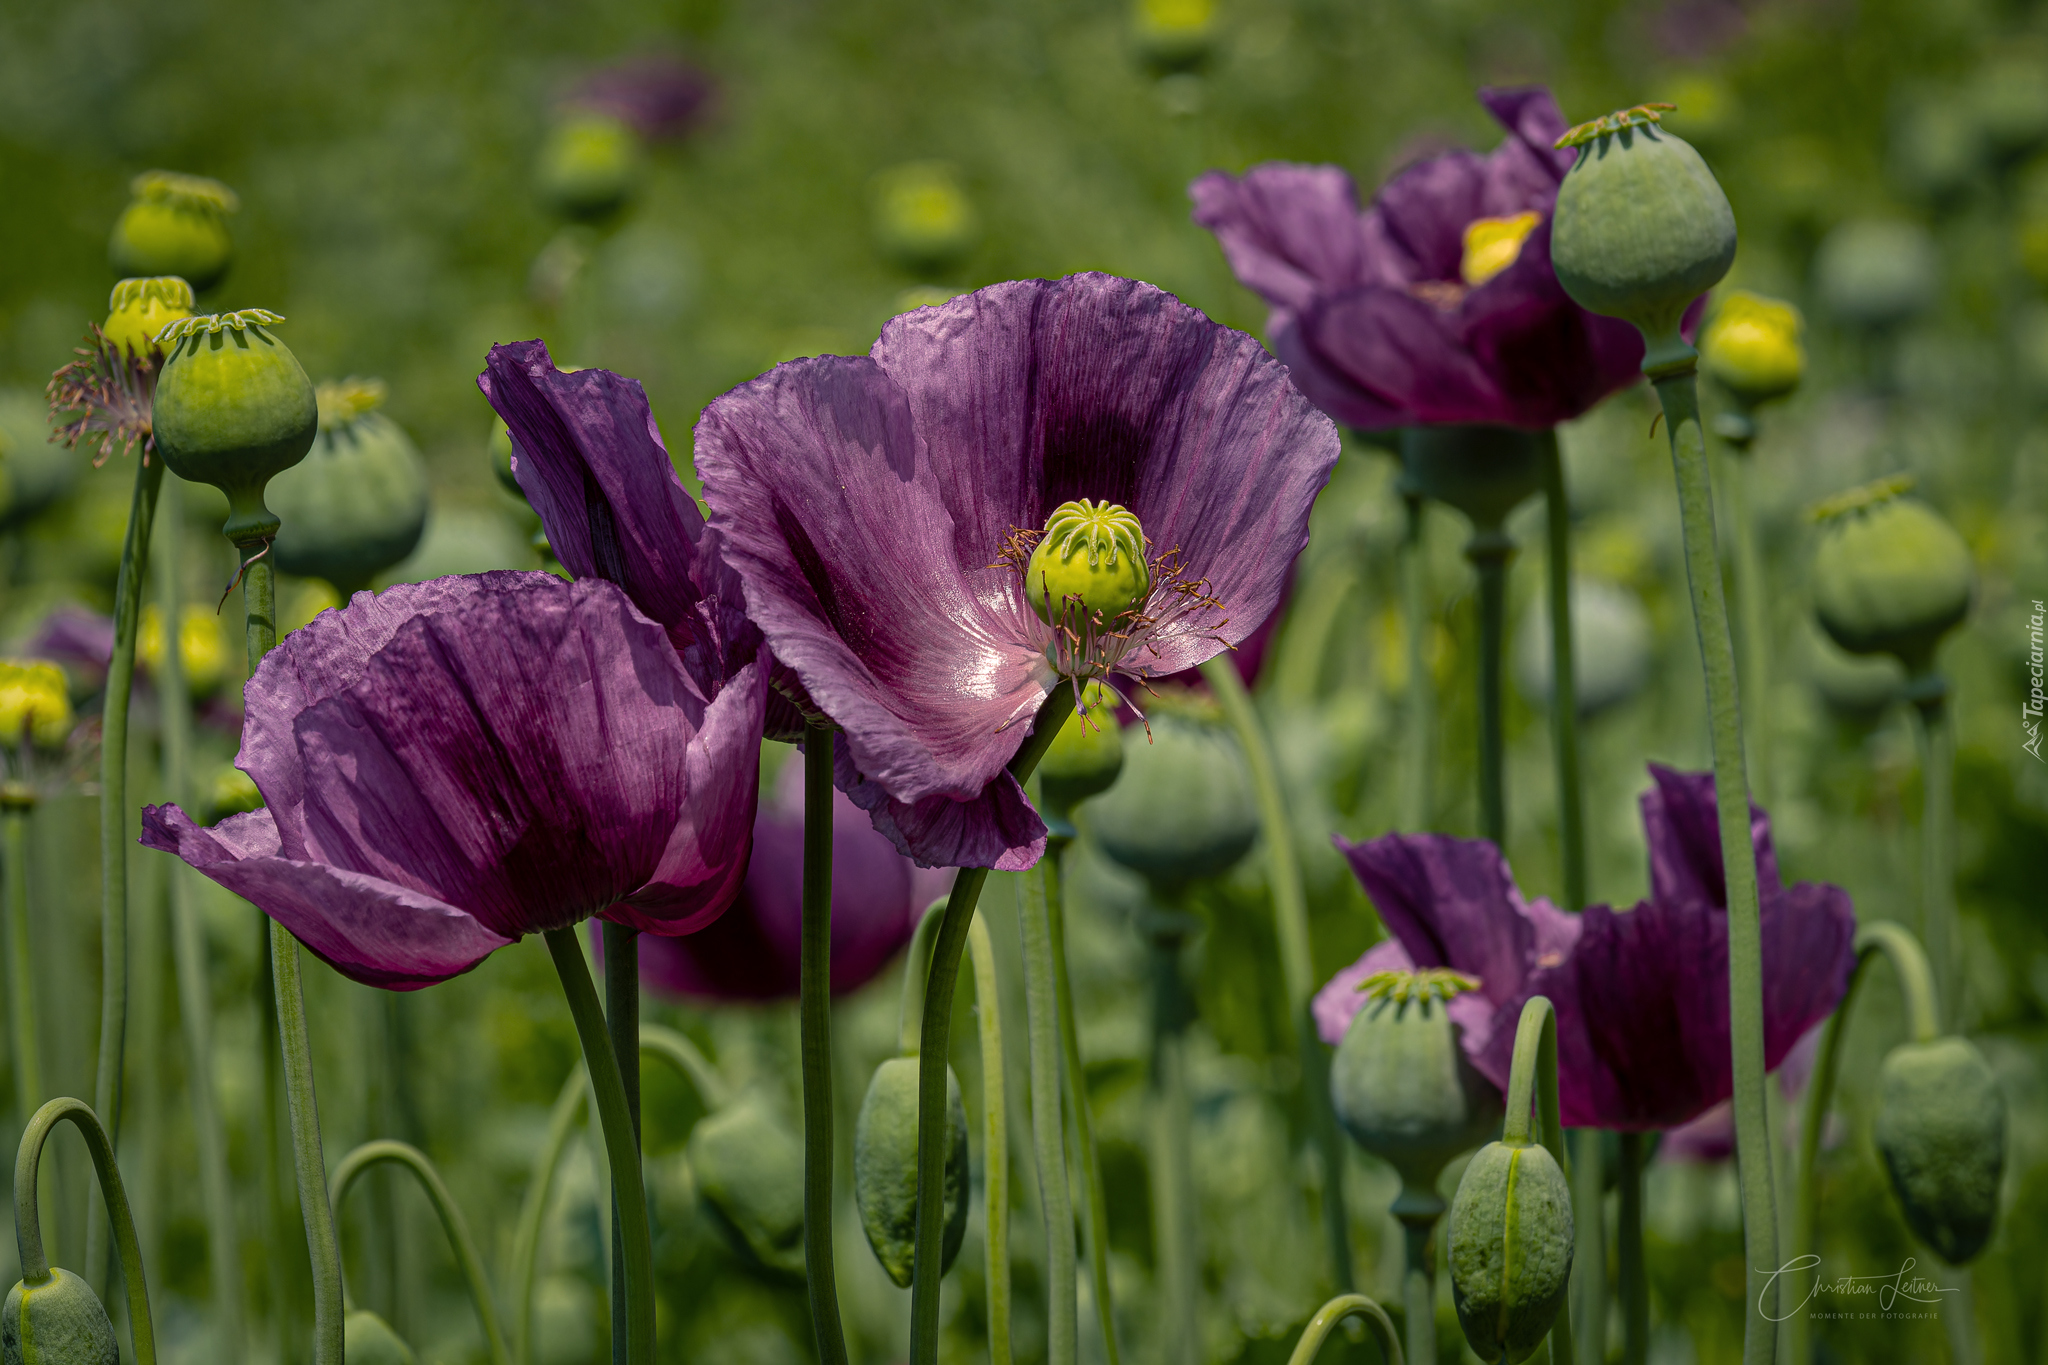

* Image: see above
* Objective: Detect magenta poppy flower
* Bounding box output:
[1190,87,1655,430]
[692,273,1340,871]
[637,760,954,1002]
[140,572,766,990]
[1313,765,1857,1130]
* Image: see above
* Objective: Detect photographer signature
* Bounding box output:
[1757,1255,1959,1321]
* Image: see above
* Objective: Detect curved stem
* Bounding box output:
[799,723,849,1365]
[1467,529,1512,848]
[638,1024,732,1113]
[4,806,40,1119]
[13,1096,156,1365]
[898,898,947,1058]
[965,912,1012,1365]
[542,929,653,1365]
[1285,1292,1405,1365]
[1020,857,1076,1365]
[331,1140,512,1365]
[1201,658,1352,1291]
[1502,996,1574,1365]
[1540,432,1587,914]
[87,453,164,1295]
[1911,689,1955,1031]
[601,922,639,1365]
[1651,365,1777,1360]
[513,1069,588,1365]
[909,682,1073,1365]
[1401,492,1434,830]
[157,474,245,1365]
[1618,1133,1647,1365]
[1046,849,1119,1365]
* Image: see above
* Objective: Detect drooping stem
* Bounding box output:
[1020,857,1076,1365]
[331,1140,512,1365]
[1143,912,1198,1365]
[1571,1129,1605,1365]
[1910,687,1955,1031]
[1389,1185,1441,1365]
[1651,364,1777,1360]
[1502,997,1574,1365]
[1400,492,1434,830]
[156,475,245,1365]
[3,804,39,1121]
[14,1097,157,1365]
[1284,1293,1405,1365]
[1200,657,1353,1292]
[1539,433,1587,914]
[513,1068,588,1365]
[600,922,640,1365]
[1467,528,1512,848]
[799,722,850,1365]
[1045,846,1119,1365]
[1789,922,1938,1365]
[542,929,654,1365]
[909,682,1073,1365]
[1618,1132,1647,1365]
[1725,445,1776,811]
[639,1023,732,1112]
[87,452,164,1294]
[965,912,1012,1365]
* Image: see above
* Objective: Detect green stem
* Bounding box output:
[601,924,639,1365]
[1725,446,1775,812]
[1618,1133,1647,1365]
[1789,923,1938,1365]
[331,1141,511,1365]
[513,1069,588,1365]
[909,682,1073,1365]
[1401,492,1434,830]
[1270,558,1359,707]
[1200,656,1353,1292]
[13,1097,156,1365]
[1285,1293,1405,1365]
[87,453,164,1295]
[799,723,849,1365]
[1539,433,1587,914]
[1390,1186,1442,1365]
[1144,915,1197,1365]
[1651,364,1776,1361]
[1910,688,1955,1031]
[4,806,39,1120]
[542,929,653,1365]
[1020,857,1076,1365]
[1570,1129,1605,1365]
[156,475,245,1365]
[256,909,293,1359]
[965,913,1012,1365]
[1502,998,1574,1365]
[1045,846,1119,1365]
[1467,528,1512,848]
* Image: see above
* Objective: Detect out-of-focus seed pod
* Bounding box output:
[1699,289,1805,409]
[0,392,79,533]
[1811,476,1973,676]
[0,661,74,751]
[342,1309,418,1365]
[140,604,228,695]
[1,1267,118,1365]
[1512,578,1653,719]
[1329,969,1503,1191]
[852,1056,970,1288]
[536,112,642,222]
[1448,1138,1575,1363]
[269,378,429,593]
[108,172,237,293]
[1813,219,1939,332]
[1399,425,1546,532]
[1132,0,1217,73]
[686,1095,806,1277]
[1037,680,1125,821]
[870,161,977,273]
[101,277,194,361]
[1087,708,1256,889]
[1873,1036,2005,1265]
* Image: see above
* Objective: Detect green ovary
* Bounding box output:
[1024,499,1151,627]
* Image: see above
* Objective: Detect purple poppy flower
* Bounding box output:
[140,572,767,990]
[692,273,1340,871]
[637,760,954,1002]
[1313,765,1857,1130]
[1190,87,1658,430]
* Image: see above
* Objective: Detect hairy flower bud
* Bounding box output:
[342,1310,417,1365]
[108,171,237,293]
[1449,1138,1575,1363]
[1551,105,1737,373]
[102,278,194,360]
[269,378,429,593]
[1329,969,1503,1191]
[2,1267,117,1365]
[1873,1036,2006,1265]
[1699,290,1805,408]
[686,1095,806,1277]
[853,1056,970,1288]
[151,312,318,543]
[0,661,74,751]
[536,112,642,222]
[1088,709,1257,888]
[1811,476,1972,675]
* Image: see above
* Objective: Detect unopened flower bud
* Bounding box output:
[140,605,227,695]
[151,312,318,544]
[1038,680,1126,815]
[108,171,238,293]
[853,1056,970,1288]
[1699,290,1805,408]
[101,278,194,360]
[1088,709,1257,888]
[686,1095,806,1276]
[1551,105,1737,373]
[1449,1137,1575,1363]
[1025,500,1152,629]
[269,378,429,593]
[870,161,978,271]
[1814,219,1938,331]
[1873,1036,2005,1265]
[1811,476,1972,675]
[536,112,642,222]
[1329,969,1503,1191]
[0,661,74,751]
[342,1309,417,1365]
[2,1266,118,1365]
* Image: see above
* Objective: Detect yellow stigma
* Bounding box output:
[103,276,195,358]
[1025,500,1151,627]
[141,604,228,693]
[1460,211,1543,288]
[316,377,389,430]
[0,661,74,750]
[1699,289,1806,404]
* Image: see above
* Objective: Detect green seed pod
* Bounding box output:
[1810,476,1973,675]
[536,113,642,222]
[1805,626,1903,728]
[1086,708,1257,889]
[1698,290,1805,409]
[1873,1036,2006,1265]
[1550,105,1737,373]
[107,171,238,293]
[1398,425,1545,531]
[342,1309,418,1365]
[0,391,78,533]
[1813,219,1938,332]
[852,1056,970,1288]
[1329,969,1503,1191]
[1448,1139,1575,1364]
[870,161,978,272]
[268,378,429,593]
[2,1268,118,1365]
[1038,680,1125,816]
[1132,0,1217,73]
[151,312,318,544]
[686,1096,807,1277]
[102,277,194,361]
[1969,56,2048,168]
[1512,578,1653,719]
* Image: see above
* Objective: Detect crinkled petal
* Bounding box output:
[1298,286,1510,427]
[139,805,514,990]
[1270,319,1413,431]
[1642,763,1780,906]
[835,734,1047,871]
[1371,150,1488,282]
[1188,164,1369,317]
[1474,86,1575,208]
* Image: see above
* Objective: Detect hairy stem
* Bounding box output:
[1046,849,1119,1365]
[1020,857,1076,1365]
[4,806,39,1123]
[15,1097,157,1365]
[1912,689,1955,1031]
[1725,447,1775,812]
[1468,530,1512,848]
[799,723,849,1365]
[1390,1186,1441,1365]
[966,912,1012,1365]
[1540,433,1587,914]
